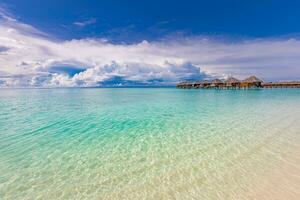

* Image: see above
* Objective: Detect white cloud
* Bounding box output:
[0,6,17,22]
[73,18,97,27]
[0,9,300,87]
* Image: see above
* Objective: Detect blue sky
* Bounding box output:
[0,0,300,87]
[3,0,300,41]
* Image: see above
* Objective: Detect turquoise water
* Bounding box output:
[0,88,300,199]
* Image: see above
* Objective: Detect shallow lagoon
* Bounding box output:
[0,88,299,199]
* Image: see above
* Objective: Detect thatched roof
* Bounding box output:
[225,77,240,84]
[211,79,223,84]
[242,76,263,83]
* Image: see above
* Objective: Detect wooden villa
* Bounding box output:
[225,77,240,88]
[210,79,224,88]
[240,76,263,88]
[176,81,193,88]
[201,80,211,88]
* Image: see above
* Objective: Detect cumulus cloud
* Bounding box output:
[0,8,300,87]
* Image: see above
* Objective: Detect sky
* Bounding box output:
[0,0,300,87]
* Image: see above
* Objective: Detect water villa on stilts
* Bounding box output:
[211,79,224,89]
[176,75,300,89]
[240,76,263,88]
[225,77,240,89]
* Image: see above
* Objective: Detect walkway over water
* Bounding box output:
[177,76,300,89]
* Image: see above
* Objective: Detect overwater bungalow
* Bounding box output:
[225,77,240,88]
[210,79,224,88]
[193,81,202,88]
[240,76,263,88]
[201,80,211,88]
[189,80,211,88]
[176,81,193,88]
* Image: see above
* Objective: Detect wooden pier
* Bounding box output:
[262,82,300,88]
[176,76,300,89]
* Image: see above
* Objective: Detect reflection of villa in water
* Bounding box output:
[177,76,300,89]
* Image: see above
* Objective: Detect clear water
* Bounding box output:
[0,88,299,199]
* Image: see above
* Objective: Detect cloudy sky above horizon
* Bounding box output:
[1,0,300,87]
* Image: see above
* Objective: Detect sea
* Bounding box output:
[0,88,299,199]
